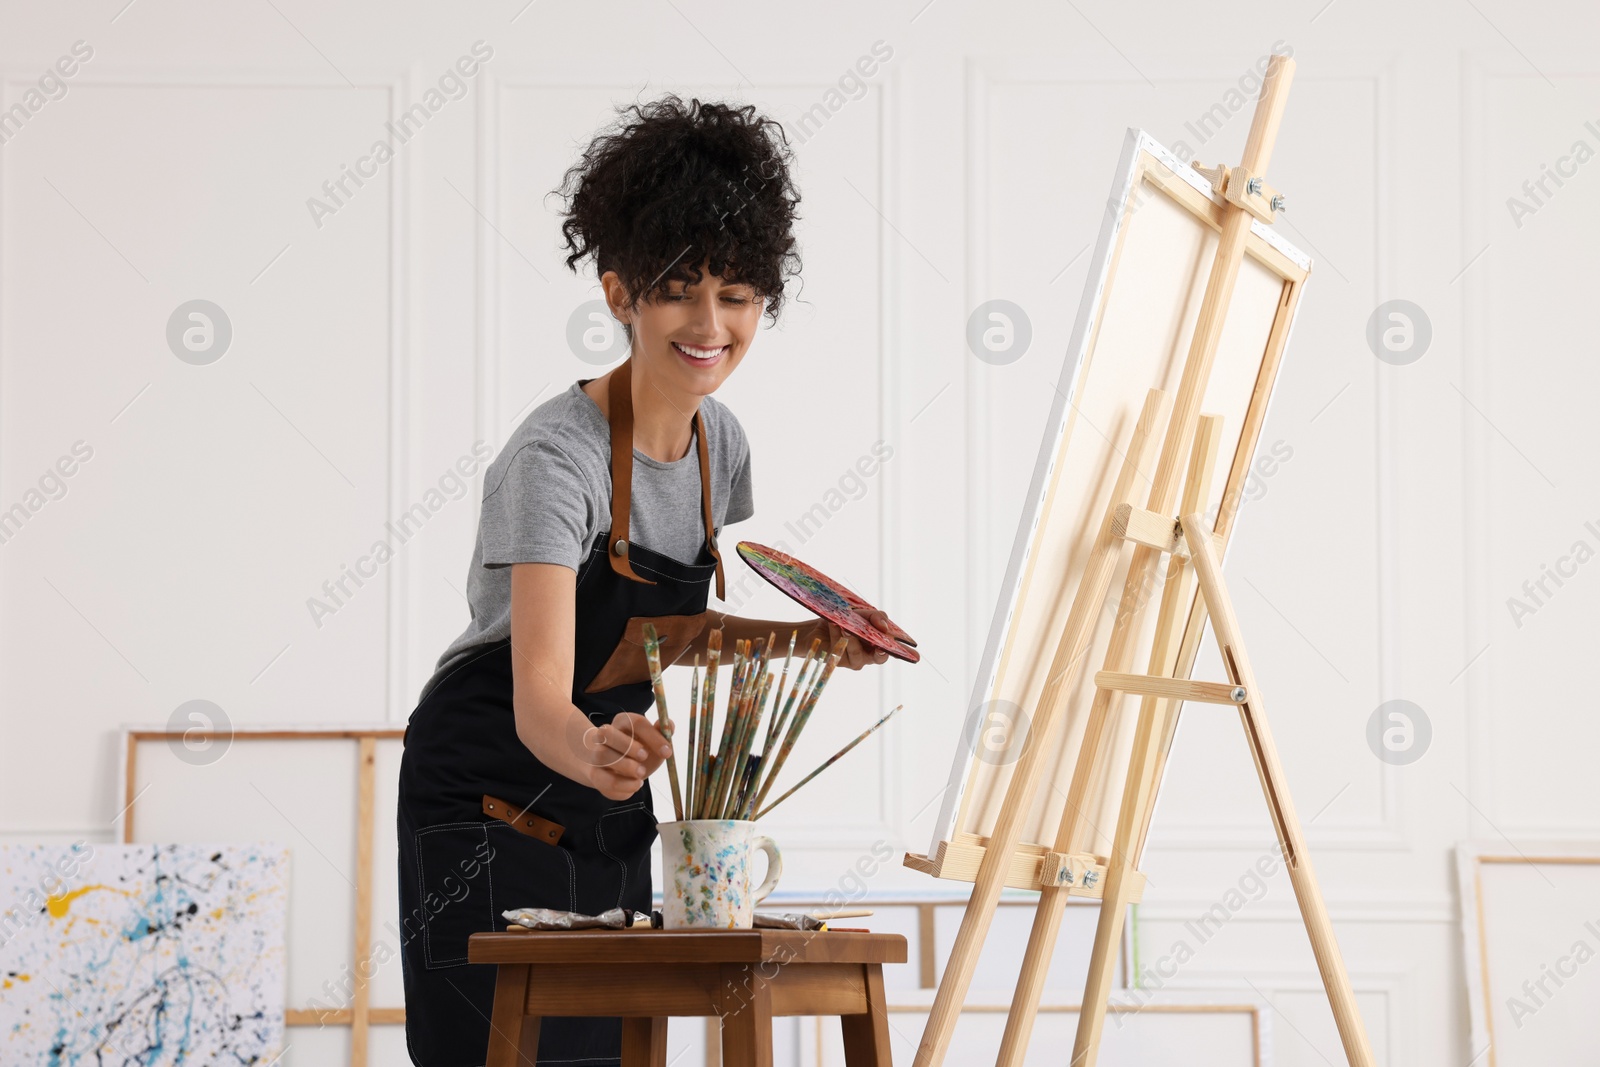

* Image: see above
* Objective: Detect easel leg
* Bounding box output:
[1132,593,1210,860]
[992,869,1072,1065]
[1121,421,1226,871]
[1069,694,1165,1066]
[1002,415,1225,1067]
[1181,513,1376,1067]
[912,388,1170,1067]
[994,574,1171,1062]
[994,546,1158,1066]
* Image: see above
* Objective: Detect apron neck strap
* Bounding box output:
[606,358,726,600]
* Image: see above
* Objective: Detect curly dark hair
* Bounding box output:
[554,94,802,324]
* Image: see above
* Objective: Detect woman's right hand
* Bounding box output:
[578,711,672,801]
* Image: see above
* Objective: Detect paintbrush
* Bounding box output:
[722,633,777,817]
[712,638,769,818]
[693,629,722,818]
[757,638,821,770]
[703,634,746,818]
[641,623,684,821]
[721,667,773,818]
[758,630,798,754]
[748,638,848,816]
[754,705,903,819]
[703,640,749,817]
[686,657,700,819]
[731,753,763,818]
[701,752,717,816]
[739,642,822,819]
[774,629,797,708]
[741,641,822,816]
[737,646,806,820]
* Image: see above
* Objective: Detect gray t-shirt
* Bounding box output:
[420,382,753,704]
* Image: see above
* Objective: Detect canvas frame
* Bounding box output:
[925,128,1311,878]
[119,724,406,1067]
[1455,840,1600,1067]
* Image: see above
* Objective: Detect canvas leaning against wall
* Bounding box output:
[0,843,288,1066]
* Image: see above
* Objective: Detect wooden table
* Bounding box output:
[468,927,907,1067]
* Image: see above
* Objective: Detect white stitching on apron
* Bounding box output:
[414,822,488,967]
[595,801,650,912]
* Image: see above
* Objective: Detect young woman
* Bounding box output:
[396,96,889,1067]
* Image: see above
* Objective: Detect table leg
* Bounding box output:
[705,1017,722,1067]
[841,964,893,1066]
[621,1016,667,1066]
[485,964,541,1067]
[719,966,773,1067]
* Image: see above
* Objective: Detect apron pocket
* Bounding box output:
[413,822,496,968]
[591,802,658,913]
[485,822,579,917]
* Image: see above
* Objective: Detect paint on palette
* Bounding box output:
[0,843,288,1066]
[735,542,920,663]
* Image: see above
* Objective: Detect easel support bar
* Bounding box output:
[1094,671,1247,705]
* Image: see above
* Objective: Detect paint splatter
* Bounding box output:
[0,843,287,1065]
[662,821,764,929]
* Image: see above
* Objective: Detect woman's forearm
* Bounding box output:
[512,687,594,785]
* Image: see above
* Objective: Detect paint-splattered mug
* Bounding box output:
[659,819,782,929]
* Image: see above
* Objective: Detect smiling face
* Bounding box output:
[601,264,765,400]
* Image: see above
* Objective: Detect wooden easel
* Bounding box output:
[911,56,1376,1067]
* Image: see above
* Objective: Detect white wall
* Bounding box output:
[2,0,1597,1063]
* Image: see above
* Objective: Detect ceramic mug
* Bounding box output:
[659,819,782,929]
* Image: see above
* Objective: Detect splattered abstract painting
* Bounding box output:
[0,843,287,1065]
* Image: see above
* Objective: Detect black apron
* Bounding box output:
[397,359,726,1067]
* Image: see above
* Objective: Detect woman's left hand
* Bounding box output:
[826,611,893,670]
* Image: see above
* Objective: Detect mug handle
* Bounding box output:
[751,834,783,905]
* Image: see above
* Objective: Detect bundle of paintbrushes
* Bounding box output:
[640,623,903,821]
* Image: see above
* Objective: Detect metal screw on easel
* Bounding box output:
[1230,686,1247,703]
[1245,176,1262,195]
[1270,194,1286,212]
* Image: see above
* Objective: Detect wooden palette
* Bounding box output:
[736,541,919,663]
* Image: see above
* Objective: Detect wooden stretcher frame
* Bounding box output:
[118,724,405,1067]
[921,123,1310,885]
[1455,840,1600,1067]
